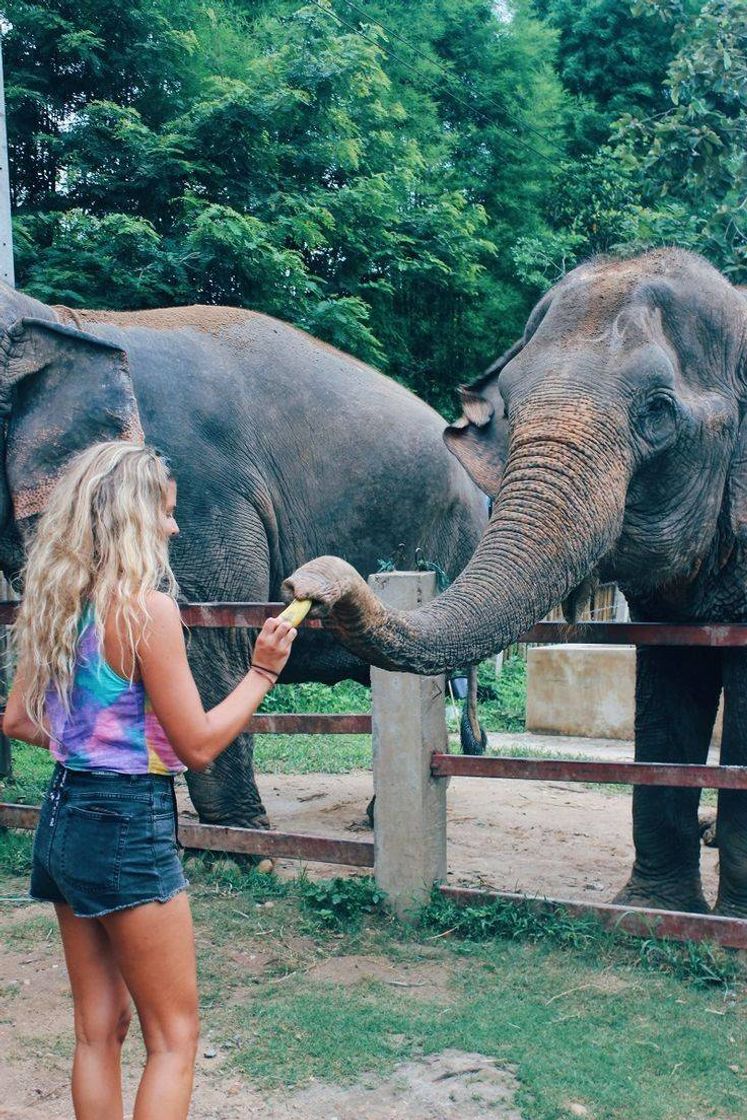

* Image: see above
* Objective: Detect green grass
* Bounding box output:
[260,678,370,714]
[186,868,747,1117]
[1,840,744,1119]
[254,733,372,773]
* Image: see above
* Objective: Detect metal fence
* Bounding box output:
[1,597,747,949]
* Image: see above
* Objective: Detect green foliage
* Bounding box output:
[477,654,527,732]
[420,889,744,988]
[299,874,387,929]
[0,829,33,877]
[184,850,290,901]
[259,679,370,714]
[5,0,744,396]
[536,0,685,152]
[4,0,565,407]
[521,0,747,287]
[638,934,743,987]
[615,0,747,280]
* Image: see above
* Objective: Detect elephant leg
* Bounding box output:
[613,646,722,913]
[182,625,269,830]
[714,650,747,917]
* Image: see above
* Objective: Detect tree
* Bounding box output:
[614,0,747,281]
[4,0,568,409]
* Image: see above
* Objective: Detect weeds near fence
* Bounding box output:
[419,889,744,989]
[298,875,387,930]
[475,655,526,732]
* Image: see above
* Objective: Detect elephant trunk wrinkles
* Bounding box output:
[321,407,631,673]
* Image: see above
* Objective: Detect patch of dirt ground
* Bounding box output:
[0,732,721,1118]
[242,732,719,904]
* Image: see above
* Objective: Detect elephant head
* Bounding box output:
[284,249,747,672]
[0,284,142,581]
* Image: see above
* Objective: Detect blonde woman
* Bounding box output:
[5,441,297,1120]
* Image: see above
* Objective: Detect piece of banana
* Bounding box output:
[278,598,312,627]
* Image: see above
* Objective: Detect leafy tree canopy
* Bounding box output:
[4,0,564,410]
[3,0,745,411]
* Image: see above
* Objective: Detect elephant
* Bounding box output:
[0,281,488,829]
[284,248,747,918]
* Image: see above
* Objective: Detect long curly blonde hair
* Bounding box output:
[13,441,179,732]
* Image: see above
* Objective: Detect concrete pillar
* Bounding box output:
[369,571,448,919]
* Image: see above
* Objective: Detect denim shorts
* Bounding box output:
[30,763,188,918]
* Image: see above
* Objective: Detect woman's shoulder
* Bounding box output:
[144,590,180,618]
[141,591,182,637]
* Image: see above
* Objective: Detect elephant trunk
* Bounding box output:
[287,403,631,673]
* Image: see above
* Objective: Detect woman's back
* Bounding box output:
[46,604,186,776]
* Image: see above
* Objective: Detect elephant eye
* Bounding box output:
[638,391,679,450]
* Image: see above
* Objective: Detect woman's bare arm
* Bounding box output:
[137,592,296,771]
[4,663,51,749]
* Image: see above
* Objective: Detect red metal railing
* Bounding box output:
[2,603,747,946]
[433,619,747,949]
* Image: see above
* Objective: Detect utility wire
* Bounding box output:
[304,0,560,171]
[333,0,567,157]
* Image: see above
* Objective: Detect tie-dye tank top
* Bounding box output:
[46,604,186,776]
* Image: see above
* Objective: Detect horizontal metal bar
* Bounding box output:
[180,602,325,628]
[0,601,326,628]
[431,754,747,788]
[520,621,747,646]
[178,821,374,866]
[3,602,747,645]
[0,803,38,829]
[439,886,747,950]
[0,803,374,867]
[0,712,371,738]
[247,713,371,734]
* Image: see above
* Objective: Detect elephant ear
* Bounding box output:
[3,318,143,520]
[442,338,523,500]
[443,392,509,500]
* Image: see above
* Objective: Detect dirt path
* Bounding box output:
[0,732,721,1118]
[239,731,720,904]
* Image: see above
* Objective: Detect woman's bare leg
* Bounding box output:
[55,903,132,1120]
[101,892,199,1120]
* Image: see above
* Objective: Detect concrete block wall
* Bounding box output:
[526,644,723,745]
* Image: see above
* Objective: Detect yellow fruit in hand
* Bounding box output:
[278,598,312,627]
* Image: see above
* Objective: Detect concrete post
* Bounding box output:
[369,571,448,919]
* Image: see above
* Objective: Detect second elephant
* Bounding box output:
[0,285,487,829]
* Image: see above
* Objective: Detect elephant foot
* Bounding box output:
[612,877,710,915]
[713,894,747,920]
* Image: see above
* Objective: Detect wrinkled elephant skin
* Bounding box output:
[0,286,487,829]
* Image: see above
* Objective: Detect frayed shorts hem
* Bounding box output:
[28,881,188,919]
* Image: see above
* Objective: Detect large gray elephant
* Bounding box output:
[284,248,747,918]
[0,282,487,828]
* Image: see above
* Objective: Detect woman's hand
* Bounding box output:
[251,617,298,678]
[138,593,301,770]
